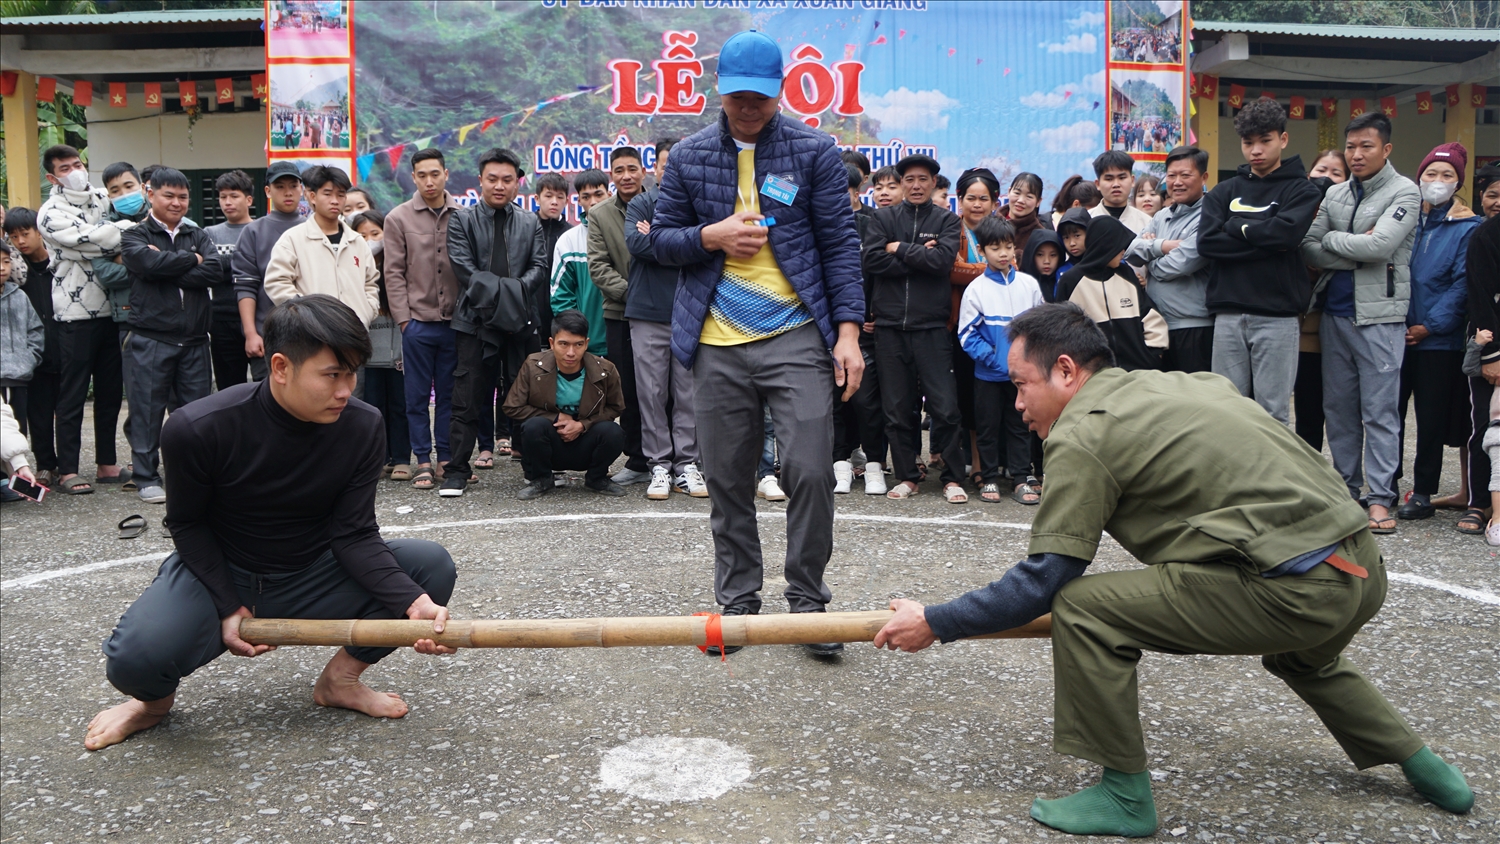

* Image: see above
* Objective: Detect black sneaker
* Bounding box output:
[438,473,467,497]
[586,479,628,497]
[1397,497,1435,520]
[706,604,758,657]
[795,608,844,657]
[516,477,555,500]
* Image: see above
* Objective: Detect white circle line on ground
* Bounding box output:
[3,514,1496,610]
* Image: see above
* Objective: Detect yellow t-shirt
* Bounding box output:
[699,145,812,346]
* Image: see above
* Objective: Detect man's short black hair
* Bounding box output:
[1093,150,1135,177]
[846,163,865,191]
[610,146,642,166]
[479,148,525,178]
[302,165,352,193]
[102,161,139,187]
[215,169,255,195]
[42,144,82,175]
[1070,180,1102,208]
[2,207,37,234]
[552,308,590,339]
[972,216,1016,249]
[1164,146,1209,175]
[934,174,951,190]
[1007,302,1114,377]
[411,147,446,170]
[1234,97,1287,139]
[535,173,570,196]
[896,153,940,177]
[871,165,900,186]
[573,169,610,192]
[348,210,385,232]
[148,167,191,191]
[653,138,678,158]
[1344,111,1392,144]
[840,149,872,178]
[263,294,372,373]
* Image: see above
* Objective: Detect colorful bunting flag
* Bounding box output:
[109,82,127,108]
[36,77,56,102]
[385,144,405,171]
[1321,97,1337,117]
[1227,84,1244,109]
[216,77,235,104]
[1472,86,1486,108]
[356,154,375,182]
[1199,74,1218,100]
[252,74,268,99]
[1445,84,1460,107]
[72,80,93,107]
[480,116,499,133]
[0,71,16,97]
[458,122,480,145]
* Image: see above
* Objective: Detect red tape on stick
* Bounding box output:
[693,612,725,661]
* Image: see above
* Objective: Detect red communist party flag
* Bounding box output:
[1227,84,1244,109]
[1288,96,1305,119]
[179,80,198,107]
[1349,99,1366,118]
[1379,96,1397,117]
[0,71,16,97]
[1416,90,1432,114]
[36,77,57,102]
[144,82,162,108]
[1445,84,1461,107]
[1472,86,1487,108]
[109,82,127,107]
[216,77,234,104]
[72,80,93,107]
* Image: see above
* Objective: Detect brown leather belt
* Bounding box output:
[1324,551,1369,579]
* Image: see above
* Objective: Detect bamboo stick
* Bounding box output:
[240,611,1052,650]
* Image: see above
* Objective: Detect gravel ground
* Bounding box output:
[1,410,1496,843]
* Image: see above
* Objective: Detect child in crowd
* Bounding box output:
[1463,328,1500,545]
[1022,230,1065,304]
[871,167,903,208]
[957,218,1044,505]
[1056,206,1090,277]
[1055,215,1169,372]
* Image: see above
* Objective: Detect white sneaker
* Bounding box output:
[833,460,854,494]
[646,466,673,500]
[680,464,709,498]
[757,475,787,501]
[138,485,166,504]
[612,467,650,485]
[863,462,887,495]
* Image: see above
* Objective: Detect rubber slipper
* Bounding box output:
[943,484,968,504]
[94,474,128,485]
[1012,482,1041,506]
[389,464,412,482]
[979,482,1002,503]
[58,475,94,495]
[1456,508,1487,535]
[1368,517,1397,535]
[118,515,148,540]
[475,452,495,469]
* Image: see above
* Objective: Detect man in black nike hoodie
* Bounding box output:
[1199,97,1322,426]
[862,153,964,500]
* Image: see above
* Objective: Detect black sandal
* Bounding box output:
[1456,508,1487,535]
[118,515,148,540]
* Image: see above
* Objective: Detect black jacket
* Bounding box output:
[1467,214,1500,366]
[446,201,548,336]
[1198,155,1323,317]
[623,188,678,324]
[121,215,223,345]
[861,200,962,330]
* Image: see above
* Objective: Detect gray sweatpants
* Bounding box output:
[1211,312,1299,425]
[631,319,699,474]
[1321,316,1405,509]
[694,323,835,613]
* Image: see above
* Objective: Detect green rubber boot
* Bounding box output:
[1401,747,1474,814]
[1030,768,1158,838]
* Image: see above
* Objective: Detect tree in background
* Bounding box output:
[1193,0,1499,29]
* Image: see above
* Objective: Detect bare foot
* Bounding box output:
[1431,492,1468,510]
[312,651,409,718]
[96,464,122,479]
[84,696,172,751]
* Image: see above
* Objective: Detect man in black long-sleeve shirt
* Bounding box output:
[85,295,457,752]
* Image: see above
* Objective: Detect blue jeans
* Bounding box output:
[400,320,455,465]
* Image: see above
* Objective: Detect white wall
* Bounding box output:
[84,100,264,179]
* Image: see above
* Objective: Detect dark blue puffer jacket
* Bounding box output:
[649,111,865,368]
[1407,202,1480,351]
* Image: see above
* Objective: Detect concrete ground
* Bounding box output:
[1,408,1496,844]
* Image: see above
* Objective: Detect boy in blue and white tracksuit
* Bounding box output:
[958,218,1045,502]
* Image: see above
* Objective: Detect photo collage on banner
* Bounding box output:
[1105,0,1188,164]
[266,0,355,180]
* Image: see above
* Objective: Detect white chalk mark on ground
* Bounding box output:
[598,736,751,802]
[4,515,1497,610]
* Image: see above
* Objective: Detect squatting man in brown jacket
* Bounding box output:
[502,309,627,500]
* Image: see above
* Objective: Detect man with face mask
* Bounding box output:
[34,145,131,495]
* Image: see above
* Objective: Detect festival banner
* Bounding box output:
[347,1,1188,213]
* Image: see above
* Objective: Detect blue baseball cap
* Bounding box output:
[717,30,784,98]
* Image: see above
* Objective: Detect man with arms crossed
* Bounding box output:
[876,303,1473,837]
[86,295,457,750]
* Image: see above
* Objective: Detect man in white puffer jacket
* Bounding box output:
[35,144,131,495]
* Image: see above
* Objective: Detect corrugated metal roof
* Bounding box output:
[0,8,261,26]
[1193,20,1499,42]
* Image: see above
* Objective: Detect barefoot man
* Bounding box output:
[87,294,457,750]
[874,303,1474,837]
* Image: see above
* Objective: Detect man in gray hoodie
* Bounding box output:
[232,162,306,381]
[1127,145,1212,373]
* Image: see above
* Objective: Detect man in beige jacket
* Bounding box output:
[264,165,379,325]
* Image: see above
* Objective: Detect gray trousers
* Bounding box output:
[631,319,699,474]
[1211,312,1299,425]
[694,323,834,613]
[126,333,212,485]
[1321,316,1406,508]
[102,539,456,702]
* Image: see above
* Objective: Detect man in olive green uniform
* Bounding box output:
[875,303,1474,837]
